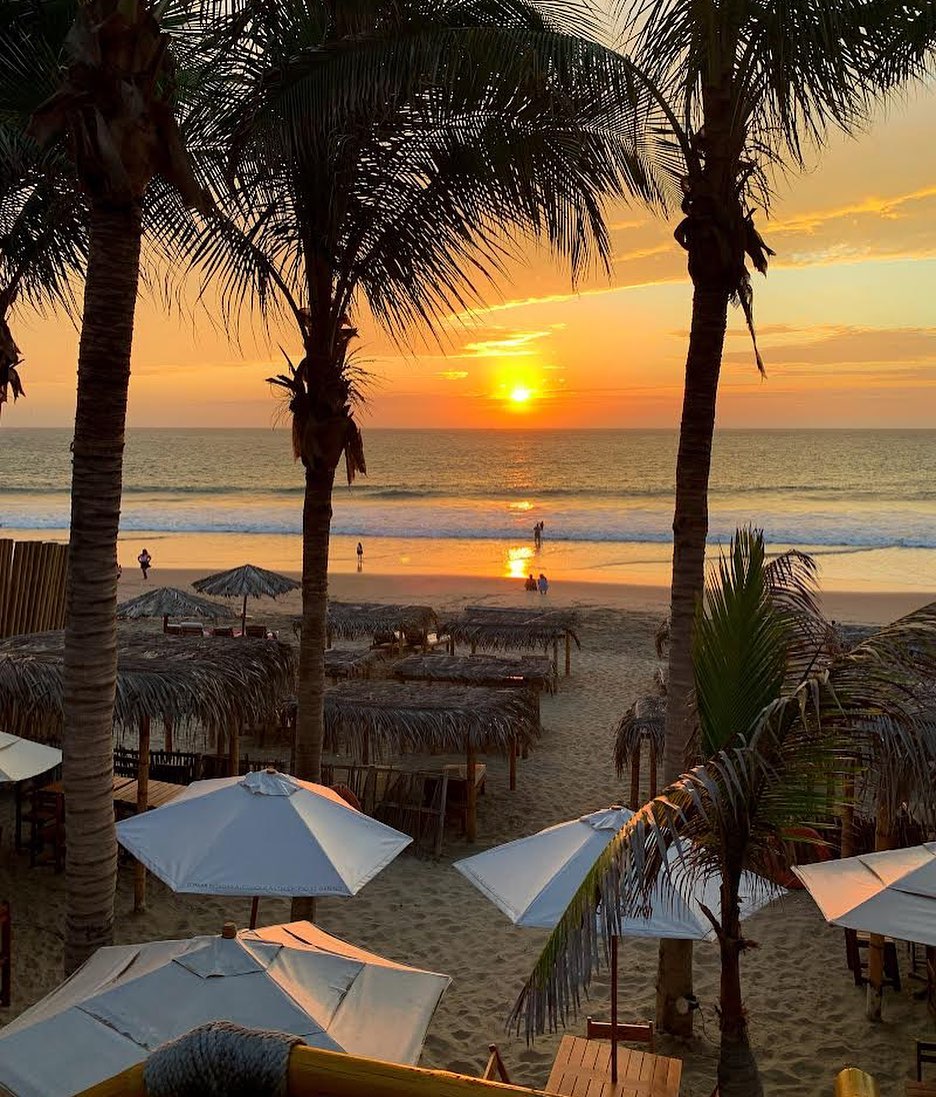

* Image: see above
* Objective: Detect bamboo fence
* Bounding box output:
[0,538,69,639]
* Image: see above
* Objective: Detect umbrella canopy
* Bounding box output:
[0,731,61,783]
[193,564,300,633]
[0,920,451,1097]
[116,587,231,623]
[454,806,777,936]
[793,843,936,947]
[116,769,411,897]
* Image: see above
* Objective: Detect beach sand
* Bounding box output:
[1,571,931,1095]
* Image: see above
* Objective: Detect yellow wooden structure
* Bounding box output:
[76,1044,556,1097]
[834,1067,880,1097]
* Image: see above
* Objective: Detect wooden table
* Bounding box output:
[43,775,182,811]
[547,1035,682,1097]
[113,779,184,811]
[906,1082,936,1095]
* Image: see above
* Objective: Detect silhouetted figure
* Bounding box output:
[137,548,152,580]
[524,573,537,591]
[537,572,549,595]
[356,542,364,572]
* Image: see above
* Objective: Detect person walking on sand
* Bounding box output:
[537,572,549,595]
[137,547,152,580]
[356,542,364,572]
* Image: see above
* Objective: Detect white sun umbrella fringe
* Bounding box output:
[116,768,412,927]
[0,920,451,1097]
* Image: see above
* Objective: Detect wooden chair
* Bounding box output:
[245,624,268,639]
[28,790,65,872]
[918,1041,936,1081]
[211,626,235,638]
[0,901,9,1007]
[180,623,205,637]
[481,1045,511,1084]
[845,928,901,990]
[585,1017,655,1052]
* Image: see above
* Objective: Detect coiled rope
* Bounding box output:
[144,1021,303,1097]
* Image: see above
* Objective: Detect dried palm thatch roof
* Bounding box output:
[324,648,380,679]
[116,587,232,621]
[0,631,296,744]
[440,606,580,653]
[326,602,438,641]
[193,564,299,600]
[613,693,665,777]
[298,680,537,757]
[394,652,556,694]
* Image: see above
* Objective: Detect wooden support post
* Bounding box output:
[470,640,477,655]
[250,896,260,930]
[867,804,892,1021]
[466,745,478,843]
[648,739,658,800]
[509,739,517,791]
[134,716,151,913]
[610,935,619,1084]
[552,639,559,675]
[229,726,240,778]
[564,632,571,676]
[629,746,640,810]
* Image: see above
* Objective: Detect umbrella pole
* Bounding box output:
[134,716,151,914]
[611,934,618,1084]
[241,594,248,637]
[250,896,259,929]
[466,745,477,843]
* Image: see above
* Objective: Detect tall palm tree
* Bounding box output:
[21,0,208,973]
[609,0,936,1033]
[193,0,666,808]
[513,529,936,1096]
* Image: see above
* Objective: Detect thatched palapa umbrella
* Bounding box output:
[116,587,232,632]
[320,680,538,841]
[193,564,300,635]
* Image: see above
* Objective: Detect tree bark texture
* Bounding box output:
[293,462,336,784]
[716,876,763,1097]
[866,800,894,1021]
[63,203,142,974]
[658,284,729,1036]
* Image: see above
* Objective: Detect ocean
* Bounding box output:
[1,428,934,592]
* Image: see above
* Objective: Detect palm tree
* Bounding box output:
[193,0,666,807]
[513,529,936,1096]
[20,0,208,973]
[609,0,936,1033]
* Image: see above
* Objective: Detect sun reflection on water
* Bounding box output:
[505,544,535,580]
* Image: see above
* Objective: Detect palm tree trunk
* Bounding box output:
[658,284,730,1034]
[290,460,336,922]
[63,202,142,974]
[716,878,763,1097]
[866,799,894,1021]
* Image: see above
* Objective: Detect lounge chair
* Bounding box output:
[585,1016,654,1050]
[481,1045,511,1083]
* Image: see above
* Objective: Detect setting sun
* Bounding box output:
[510,385,532,404]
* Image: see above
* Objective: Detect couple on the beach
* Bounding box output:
[524,572,548,594]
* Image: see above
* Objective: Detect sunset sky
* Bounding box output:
[10,85,936,431]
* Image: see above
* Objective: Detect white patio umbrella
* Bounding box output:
[0,920,451,1097]
[793,843,936,947]
[116,769,412,926]
[455,806,778,1079]
[0,731,61,784]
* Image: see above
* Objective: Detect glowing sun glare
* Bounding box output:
[510,386,532,404]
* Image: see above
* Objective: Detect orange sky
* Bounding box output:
[9,86,936,430]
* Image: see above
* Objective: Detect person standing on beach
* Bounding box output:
[137,548,152,581]
[537,572,548,595]
[356,542,364,572]
[533,522,542,550]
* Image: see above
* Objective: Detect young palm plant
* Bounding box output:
[190,0,669,819]
[18,0,209,972]
[513,529,936,1097]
